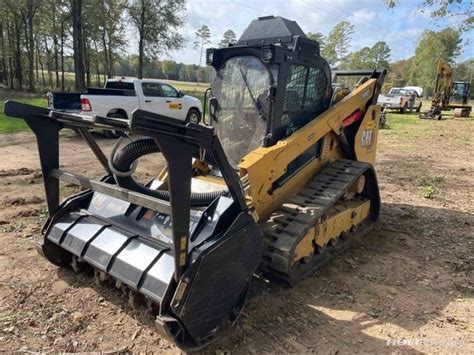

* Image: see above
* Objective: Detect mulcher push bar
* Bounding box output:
[3,100,248,280]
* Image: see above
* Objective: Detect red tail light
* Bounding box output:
[81,98,92,111]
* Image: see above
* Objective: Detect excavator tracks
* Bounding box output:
[262,159,380,284]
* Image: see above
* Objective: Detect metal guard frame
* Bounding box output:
[3,100,249,280]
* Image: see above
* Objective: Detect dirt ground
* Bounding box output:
[0,114,473,353]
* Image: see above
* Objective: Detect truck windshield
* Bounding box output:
[211,56,270,168]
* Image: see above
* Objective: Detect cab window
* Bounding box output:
[160,84,178,98]
[282,65,327,136]
[142,82,162,97]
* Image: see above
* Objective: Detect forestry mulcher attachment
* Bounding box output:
[4,16,385,351]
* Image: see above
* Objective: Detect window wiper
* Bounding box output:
[239,67,266,119]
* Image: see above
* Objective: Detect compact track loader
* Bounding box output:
[4,16,385,351]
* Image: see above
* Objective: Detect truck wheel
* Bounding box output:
[104,113,126,138]
[186,109,201,124]
[416,103,422,112]
[400,103,407,114]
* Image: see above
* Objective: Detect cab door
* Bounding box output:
[158,83,184,119]
[139,82,170,115]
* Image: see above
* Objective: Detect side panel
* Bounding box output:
[82,94,138,118]
[354,104,380,164]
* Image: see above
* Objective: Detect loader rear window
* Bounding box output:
[282,65,327,136]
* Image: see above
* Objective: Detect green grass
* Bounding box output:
[171,81,208,107]
[418,175,445,199]
[166,80,209,94]
[382,99,474,139]
[0,92,47,133]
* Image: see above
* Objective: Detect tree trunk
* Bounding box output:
[101,28,109,78]
[52,5,60,88]
[109,48,114,78]
[94,41,101,86]
[197,38,203,84]
[35,40,39,83]
[6,20,14,89]
[84,39,91,87]
[26,0,36,92]
[37,44,46,87]
[138,37,144,79]
[137,0,145,79]
[14,19,22,91]
[0,22,7,84]
[44,35,54,88]
[71,0,86,90]
[60,20,65,91]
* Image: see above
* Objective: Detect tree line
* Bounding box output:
[308,20,471,96]
[0,0,471,96]
[0,0,188,92]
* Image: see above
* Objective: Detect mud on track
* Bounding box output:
[0,116,473,353]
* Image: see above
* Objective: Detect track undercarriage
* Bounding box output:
[262,159,380,284]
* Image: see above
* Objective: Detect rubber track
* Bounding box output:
[262,159,376,284]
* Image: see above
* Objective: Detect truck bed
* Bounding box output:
[48,88,136,111]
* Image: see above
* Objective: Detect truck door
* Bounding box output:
[140,82,172,117]
[158,83,184,119]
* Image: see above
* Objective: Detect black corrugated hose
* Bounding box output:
[112,138,226,207]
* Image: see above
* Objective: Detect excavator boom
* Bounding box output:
[420,60,471,119]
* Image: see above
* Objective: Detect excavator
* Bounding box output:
[4,16,386,350]
[420,60,471,120]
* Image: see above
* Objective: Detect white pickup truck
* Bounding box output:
[377,86,423,113]
[47,78,203,135]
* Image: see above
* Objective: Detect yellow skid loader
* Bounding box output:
[4,16,385,351]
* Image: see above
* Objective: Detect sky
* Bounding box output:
[141,0,474,65]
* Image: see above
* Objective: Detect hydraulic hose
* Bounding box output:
[111,138,226,207]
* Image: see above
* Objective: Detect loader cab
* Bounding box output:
[206,16,332,167]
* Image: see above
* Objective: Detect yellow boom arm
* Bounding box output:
[239,78,381,219]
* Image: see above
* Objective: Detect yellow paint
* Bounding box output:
[174,280,188,301]
[239,79,379,219]
[180,236,187,251]
[294,227,315,262]
[354,105,380,164]
[292,200,371,264]
[314,200,370,247]
[179,253,186,266]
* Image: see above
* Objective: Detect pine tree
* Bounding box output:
[218,29,236,48]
